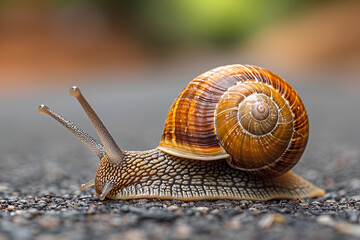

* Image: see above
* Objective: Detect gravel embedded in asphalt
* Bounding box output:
[1,188,360,240]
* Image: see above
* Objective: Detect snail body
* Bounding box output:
[39,64,325,201]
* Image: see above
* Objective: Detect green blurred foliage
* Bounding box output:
[126,0,312,47]
[114,0,319,49]
[1,0,327,49]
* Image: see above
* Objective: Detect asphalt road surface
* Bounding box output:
[0,70,359,240]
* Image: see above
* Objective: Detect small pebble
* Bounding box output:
[7,196,19,202]
[28,208,39,214]
[291,198,301,205]
[54,198,64,203]
[119,229,146,240]
[251,203,265,209]
[338,190,347,197]
[258,214,285,229]
[324,199,336,204]
[167,205,179,211]
[350,196,360,201]
[14,210,25,215]
[39,217,61,227]
[240,200,251,206]
[300,202,309,208]
[223,215,243,230]
[175,223,191,239]
[0,184,9,193]
[317,215,360,237]
[194,207,208,213]
[109,217,124,227]
[63,194,71,199]
[210,209,220,215]
[7,205,15,211]
[335,223,360,237]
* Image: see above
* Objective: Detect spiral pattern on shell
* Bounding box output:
[158,64,309,177]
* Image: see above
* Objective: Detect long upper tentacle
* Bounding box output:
[69,86,124,166]
[38,104,105,158]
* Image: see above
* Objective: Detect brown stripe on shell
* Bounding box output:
[158,65,309,177]
[159,65,246,160]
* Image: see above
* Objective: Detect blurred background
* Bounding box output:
[0,0,359,99]
[0,3,359,240]
[0,0,359,192]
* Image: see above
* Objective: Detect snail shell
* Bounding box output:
[158,64,309,177]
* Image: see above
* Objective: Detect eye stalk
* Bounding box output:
[99,181,114,201]
[38,86,124,200]
[80,178,95,191]
[69,86,124,166]
[38,104,105,158]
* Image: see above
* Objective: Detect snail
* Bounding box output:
[38,64,325,201]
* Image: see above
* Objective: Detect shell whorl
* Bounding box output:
[158,64,309,177]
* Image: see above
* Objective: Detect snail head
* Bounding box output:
[38,86,124,200]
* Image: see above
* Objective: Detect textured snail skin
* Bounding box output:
[95,149,325,201]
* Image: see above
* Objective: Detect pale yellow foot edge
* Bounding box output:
[278,171,325,199]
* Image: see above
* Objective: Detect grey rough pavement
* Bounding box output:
[0,69,359,240]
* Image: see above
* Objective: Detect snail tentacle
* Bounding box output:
[99,181,114,200]
[80,178,95,190]
[38,104,106,158]
[70,86,124,166]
